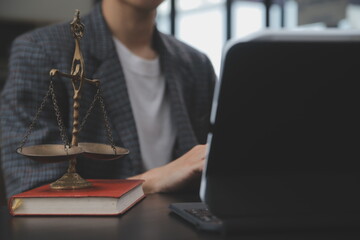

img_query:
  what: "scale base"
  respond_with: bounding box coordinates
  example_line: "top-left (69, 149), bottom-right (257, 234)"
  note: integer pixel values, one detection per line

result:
top-left (50, 172), bottom-right (92, 190)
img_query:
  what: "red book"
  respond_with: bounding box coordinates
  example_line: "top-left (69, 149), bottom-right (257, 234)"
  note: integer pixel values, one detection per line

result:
top-left (9, 179), bottom-right (145, 216)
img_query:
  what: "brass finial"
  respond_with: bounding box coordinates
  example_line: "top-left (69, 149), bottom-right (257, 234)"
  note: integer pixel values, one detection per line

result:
top-left (70, 9), bottom-right (85, 40)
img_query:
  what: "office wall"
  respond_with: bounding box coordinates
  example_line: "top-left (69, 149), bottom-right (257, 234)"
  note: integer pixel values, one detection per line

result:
top-left (0, 0), bottom-right (93, 23)
top-left (0, 0), bottom-right (94, 90)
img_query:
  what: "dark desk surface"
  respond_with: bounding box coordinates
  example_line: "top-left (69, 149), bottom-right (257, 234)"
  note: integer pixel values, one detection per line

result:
top-left (1, 193), bottom-right (360, 240)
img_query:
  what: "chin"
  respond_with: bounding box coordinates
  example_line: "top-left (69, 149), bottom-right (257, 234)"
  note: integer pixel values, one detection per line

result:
top-left (121, 0), bottom-right (164, 10)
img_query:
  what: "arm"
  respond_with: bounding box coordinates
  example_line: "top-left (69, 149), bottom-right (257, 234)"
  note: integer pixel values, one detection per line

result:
top-left (130, 53), bottom-right (216, 194)
top-left (128, 144), bottom-right (207, 194)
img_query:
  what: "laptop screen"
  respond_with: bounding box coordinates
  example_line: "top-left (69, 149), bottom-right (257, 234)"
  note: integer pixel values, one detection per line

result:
top-left (200, 30), bottom-right (360, 217)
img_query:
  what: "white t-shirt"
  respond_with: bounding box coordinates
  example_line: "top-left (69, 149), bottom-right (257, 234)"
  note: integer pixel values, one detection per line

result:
top-left (113, 37), bottom-right (176, 170)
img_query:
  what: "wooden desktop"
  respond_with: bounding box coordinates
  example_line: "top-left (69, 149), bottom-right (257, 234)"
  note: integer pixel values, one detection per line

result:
top-left (1, 192), bottom-right (360, 240)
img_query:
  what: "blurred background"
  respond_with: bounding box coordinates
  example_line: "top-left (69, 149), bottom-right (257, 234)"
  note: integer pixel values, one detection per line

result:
top-left (1, 0), bottom-right (360, 204)
top-left (1, 0), bottom-right (360, 82)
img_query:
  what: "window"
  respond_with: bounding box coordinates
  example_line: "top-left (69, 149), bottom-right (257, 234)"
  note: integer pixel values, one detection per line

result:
top-left (156, 0), bottom-right (360, 76)
top-left (157, 0), bottom-right (171, 34)
top-left (177, 0), bottom-right (226, 76)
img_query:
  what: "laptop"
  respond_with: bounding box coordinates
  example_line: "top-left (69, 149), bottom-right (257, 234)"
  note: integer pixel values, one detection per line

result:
top-left (169, 29), bottom-right (360, 232)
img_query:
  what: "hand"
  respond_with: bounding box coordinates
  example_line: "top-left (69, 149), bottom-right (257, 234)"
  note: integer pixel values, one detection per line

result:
top-left (128, 145), bottom-right (207, 194)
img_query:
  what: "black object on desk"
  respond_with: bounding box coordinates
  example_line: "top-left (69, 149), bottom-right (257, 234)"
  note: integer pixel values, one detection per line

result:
top-left (169, 202), bottom-right (222, 232)
top-left (170, 29), bottom-right (360, 232)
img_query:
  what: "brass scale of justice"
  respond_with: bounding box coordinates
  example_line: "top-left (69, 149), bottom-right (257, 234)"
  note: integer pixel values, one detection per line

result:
top-left (17, 10), bottom-right (129, 190)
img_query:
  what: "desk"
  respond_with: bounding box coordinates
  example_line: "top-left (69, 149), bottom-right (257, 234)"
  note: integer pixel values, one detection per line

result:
top-left (1, 193), bottom-right (360, 240)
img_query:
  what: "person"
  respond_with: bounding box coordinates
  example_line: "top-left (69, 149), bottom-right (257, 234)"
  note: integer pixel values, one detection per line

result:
top-left (0, 0), bottom-right (216, 198)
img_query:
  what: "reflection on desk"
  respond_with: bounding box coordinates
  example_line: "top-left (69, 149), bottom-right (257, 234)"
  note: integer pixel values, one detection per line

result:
top-left (1, 193), bottom-right (360, 240)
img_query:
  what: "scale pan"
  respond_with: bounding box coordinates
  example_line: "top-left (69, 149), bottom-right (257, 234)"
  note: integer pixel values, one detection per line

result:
top-left (78, 142), bottom-right (129, 160)
top-left (17, 144), bottom-right (83, 163)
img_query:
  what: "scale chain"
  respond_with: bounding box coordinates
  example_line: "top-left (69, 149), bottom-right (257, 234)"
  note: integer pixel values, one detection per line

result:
top-left (18, 82), bottom-right (52, 150)
top-left (98, 88), bottom-right (117, 154)
top-left (77, 85), bottom-right (116, 154)
top-left (19, 80), bottom-right (69, 149)
top-left (49, 80), bottom-right (70, 147)
top-left (78, 88), bottom-right (100, 133)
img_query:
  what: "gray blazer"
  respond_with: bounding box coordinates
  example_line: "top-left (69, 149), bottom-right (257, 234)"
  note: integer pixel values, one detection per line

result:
top-left (0, 4), bottom-right (216, 198)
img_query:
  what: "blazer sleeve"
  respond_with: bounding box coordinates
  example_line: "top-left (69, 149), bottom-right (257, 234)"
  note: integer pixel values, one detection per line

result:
top-left (0, 35), bottom-right (69, 198)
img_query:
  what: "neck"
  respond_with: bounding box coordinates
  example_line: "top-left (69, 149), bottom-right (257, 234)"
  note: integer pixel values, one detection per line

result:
top-left (102, 0), bottom-right (157, 59)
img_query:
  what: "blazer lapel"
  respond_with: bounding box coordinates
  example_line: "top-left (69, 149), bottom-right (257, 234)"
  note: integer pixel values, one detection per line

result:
top-left (84, 4), bottom-right (143, 173)
top-left (166, 67), bottom-right (198, 156)
top-left (154, 32), bottom-right (198, 157)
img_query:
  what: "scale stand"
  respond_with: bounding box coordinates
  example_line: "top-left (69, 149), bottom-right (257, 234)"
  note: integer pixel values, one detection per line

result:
top-left (17, 10), bottom-right (129, 190)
